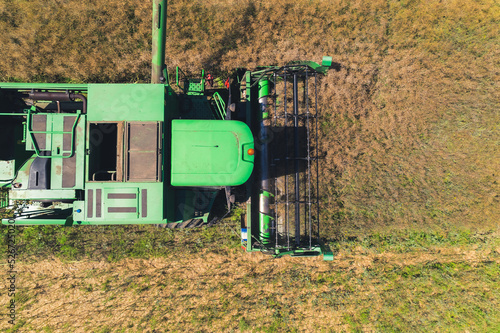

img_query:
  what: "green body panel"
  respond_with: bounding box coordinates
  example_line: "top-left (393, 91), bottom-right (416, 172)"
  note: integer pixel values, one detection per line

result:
top-left (2, 219), bottom-right (69, 226)
top-left (0, 160), bottom-right (15, 181)
top-left (171, 120), bottom-right (254, 186)
top-left (9, 189), bottom-right (76, 200)
top-left (77, 183), bottom-right (163, 224)
top-left (87, 84), bottom-right (165, 122)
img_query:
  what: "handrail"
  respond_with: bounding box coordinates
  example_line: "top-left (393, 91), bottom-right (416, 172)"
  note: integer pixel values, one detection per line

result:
top-left (26, 107), bottom-right (81, 159)
top-left (0, 113), bottom-right (28, 116)
top-left (175, 66), bottom-right (186, 89)
top-left (212, 92), bottom-right (226, 120)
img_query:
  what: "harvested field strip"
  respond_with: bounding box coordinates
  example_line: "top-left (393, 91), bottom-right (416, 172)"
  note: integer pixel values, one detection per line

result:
top-left (1, 224), bottom-right (499, 331)
top-left (1, 242), bottom-right (499, 332)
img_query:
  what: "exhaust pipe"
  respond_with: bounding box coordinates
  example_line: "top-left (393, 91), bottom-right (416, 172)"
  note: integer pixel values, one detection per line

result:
top-left (26, 91), bottom-right (87, 114)
top-left (152, 0), bottom-right (167, 84)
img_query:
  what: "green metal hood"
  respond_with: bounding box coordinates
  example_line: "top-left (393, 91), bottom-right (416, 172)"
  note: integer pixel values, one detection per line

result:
top-left (171, 120), bottom-right (254, 186)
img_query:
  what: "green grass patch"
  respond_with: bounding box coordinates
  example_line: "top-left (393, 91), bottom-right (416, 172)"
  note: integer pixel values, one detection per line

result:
top-left (0, 221), bottom-right (242, 262)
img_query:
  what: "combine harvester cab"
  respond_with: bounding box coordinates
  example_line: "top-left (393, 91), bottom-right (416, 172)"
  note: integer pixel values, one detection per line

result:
top-left (0, 0), bottom-right (333, 260)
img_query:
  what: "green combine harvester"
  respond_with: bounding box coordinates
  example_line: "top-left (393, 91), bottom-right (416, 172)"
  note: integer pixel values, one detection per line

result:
top-left (0, 0), bottom-right (333, 260)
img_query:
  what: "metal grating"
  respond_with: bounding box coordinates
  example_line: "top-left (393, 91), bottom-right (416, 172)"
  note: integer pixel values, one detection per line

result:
top-left (125, 122), bottom-right (162, 182)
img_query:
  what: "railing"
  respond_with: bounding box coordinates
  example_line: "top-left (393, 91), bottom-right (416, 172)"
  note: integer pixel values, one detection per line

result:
top-left (26, 107), bottom-right (81, 159)
top-left (212, 92), bottom-right (226, 120)
top-left (175, 66), bottom-right (186, 89)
